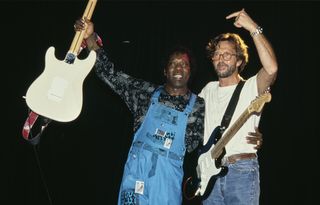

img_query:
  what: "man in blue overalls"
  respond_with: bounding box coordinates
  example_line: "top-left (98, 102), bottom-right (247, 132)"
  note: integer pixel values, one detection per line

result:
top-left (95, 45), bottom-right (204, 205)
top-left (74, 18), bottom-right (205, 205)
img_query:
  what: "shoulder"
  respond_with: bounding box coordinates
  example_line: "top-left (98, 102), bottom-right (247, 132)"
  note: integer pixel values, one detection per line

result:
top-left (244, 75), bottom-right (257, 85)
top-left (195, 95), bottom-right (205, 105)
top-left (203, 81), bottom-right (218, 90)
top-left (198, 81), bottom-right (218, 97)
top-left (240, 75), bottom-right (259, 97)
top-left (243, 75), bottom-right (258, 91)
top-left (192, 94), bottom-right (205, 113)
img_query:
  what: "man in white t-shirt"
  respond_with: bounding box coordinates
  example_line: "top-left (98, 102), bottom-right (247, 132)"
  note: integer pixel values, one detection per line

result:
top-left (199, 9), bottom-right (278, 205)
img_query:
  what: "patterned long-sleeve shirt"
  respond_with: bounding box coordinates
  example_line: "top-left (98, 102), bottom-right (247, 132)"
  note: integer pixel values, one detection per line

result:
top-left (94, 48), bottom-right (205, 153)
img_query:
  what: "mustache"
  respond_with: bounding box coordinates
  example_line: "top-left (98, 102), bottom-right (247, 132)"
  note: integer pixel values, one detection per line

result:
top-left (217, 62), bottom-right (228, 67)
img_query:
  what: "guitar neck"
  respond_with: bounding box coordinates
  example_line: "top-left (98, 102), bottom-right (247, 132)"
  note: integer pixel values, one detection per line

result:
top-left (211, 108), bottom-right (251, 159)
top-left (210, 92), bottom-right (271, 159)
top-left (68, 0), bottom-right (97, 56)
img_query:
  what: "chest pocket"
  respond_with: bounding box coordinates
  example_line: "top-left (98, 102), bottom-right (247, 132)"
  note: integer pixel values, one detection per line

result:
top-left (153, 106), bottom-right (179, 125)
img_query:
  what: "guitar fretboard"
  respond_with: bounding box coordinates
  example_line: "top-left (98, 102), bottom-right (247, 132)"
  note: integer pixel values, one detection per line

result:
top-left (67, 0), bottom-right (97, 62)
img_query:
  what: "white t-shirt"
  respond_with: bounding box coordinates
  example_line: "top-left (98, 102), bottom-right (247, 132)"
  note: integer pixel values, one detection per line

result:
top-left (198, 75), bottom-right (260, 156)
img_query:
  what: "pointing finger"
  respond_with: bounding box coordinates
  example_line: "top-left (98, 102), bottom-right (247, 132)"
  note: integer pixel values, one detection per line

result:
top-left (226, 11), bottom-right (240, 19)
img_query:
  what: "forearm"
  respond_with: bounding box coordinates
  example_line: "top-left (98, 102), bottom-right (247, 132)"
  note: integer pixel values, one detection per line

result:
top-left (94, 48), bottom-right (156, 114)
top-left (252, 30), bottom-right (278, 93)
top-left (252, 32), bottom-right (278, 76)
top-left (85, 33), bottom-right (101, 51)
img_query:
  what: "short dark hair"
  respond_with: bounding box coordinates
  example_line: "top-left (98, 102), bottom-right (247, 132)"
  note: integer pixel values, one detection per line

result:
top-left (206, 33), bottom-right (248, 73)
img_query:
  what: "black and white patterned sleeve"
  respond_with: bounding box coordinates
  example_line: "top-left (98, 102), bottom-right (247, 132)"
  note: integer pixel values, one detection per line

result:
top-left (185, 96), bottom-right (205, 153)
top-left (94, 48), bottom-right (157, 114)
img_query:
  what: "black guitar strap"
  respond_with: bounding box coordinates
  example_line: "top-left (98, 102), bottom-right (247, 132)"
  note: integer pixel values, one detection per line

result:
top-left (219, 80), bottom-right (245, 133)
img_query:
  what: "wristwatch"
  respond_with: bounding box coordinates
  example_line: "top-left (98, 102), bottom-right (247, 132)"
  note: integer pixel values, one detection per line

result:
top-left (251, 26), bottom-right (263, 37)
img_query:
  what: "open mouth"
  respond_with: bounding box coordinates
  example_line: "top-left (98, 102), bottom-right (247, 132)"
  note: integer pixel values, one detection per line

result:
top-left (174, 74), bottom-right (183, 79)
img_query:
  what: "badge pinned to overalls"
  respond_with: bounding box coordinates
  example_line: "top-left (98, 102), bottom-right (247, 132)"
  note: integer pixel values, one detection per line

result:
top-left (164, 138), bottom-right (173, 149)
top-left (135, 180), bottom-right (145, 195)
top-left (155, 128), bottom-right (166, 138)
top-left (155, 128), bottom-right (173, 149)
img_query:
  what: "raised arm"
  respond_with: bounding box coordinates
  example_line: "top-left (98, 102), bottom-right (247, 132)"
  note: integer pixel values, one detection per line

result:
top-left (74, 17), bottom-right (100, 51)
top-left (73, 18), bottom-right (157, 116)
top-left (226, 9), bottom-right (278, 94)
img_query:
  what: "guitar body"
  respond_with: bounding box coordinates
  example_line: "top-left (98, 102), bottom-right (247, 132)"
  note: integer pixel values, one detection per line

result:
top-left (183, 142), bottom-right (203, 202)
top-left (183, 126), bottom-right (228, 201)
top-left (26, 46), bottom-right (96, 122)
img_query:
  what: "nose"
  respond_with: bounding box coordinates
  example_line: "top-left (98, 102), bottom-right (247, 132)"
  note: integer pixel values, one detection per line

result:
top-left (175, 64), bottom-right (183, 70)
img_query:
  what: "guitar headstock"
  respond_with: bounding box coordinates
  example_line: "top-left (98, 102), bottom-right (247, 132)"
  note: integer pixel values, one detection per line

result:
top-left (248, 92), bottom-right (272, 114)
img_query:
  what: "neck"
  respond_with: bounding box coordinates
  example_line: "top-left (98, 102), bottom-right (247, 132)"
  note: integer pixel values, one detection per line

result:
top-left (219, 74), bottom-right (242, 87)
top-left (164, 85), bottom-right (189, 96)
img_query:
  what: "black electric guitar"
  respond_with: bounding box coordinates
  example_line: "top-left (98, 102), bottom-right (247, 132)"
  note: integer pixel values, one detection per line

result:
top-left (25, 0), bottom-right (97, 122)
top-left (183, 92), bottom-right (271, 200)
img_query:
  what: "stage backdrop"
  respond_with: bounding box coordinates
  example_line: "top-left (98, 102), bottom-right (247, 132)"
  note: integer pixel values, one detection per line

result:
top-left (2, 1), bottom-right (319, 205)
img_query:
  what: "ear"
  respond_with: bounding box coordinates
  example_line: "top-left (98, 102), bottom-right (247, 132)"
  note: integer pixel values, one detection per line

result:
top-left (164, 68), bottom-right (167, 77)
top-left (236, 59), bottom-right (242, 68)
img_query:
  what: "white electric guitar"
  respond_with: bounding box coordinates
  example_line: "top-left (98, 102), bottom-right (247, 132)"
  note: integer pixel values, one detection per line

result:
top-left (25, 0), bottom-right (97, 122)
top-left (183, 92), bottom-right (271, 200)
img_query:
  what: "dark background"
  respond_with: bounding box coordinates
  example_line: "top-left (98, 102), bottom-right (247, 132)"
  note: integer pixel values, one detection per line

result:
top-left (2, 0), bottom-right (319, 204)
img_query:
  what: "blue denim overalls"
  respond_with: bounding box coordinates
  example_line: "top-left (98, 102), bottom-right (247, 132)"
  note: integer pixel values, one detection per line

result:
top-left (118, 87), bottom-right (196, 205)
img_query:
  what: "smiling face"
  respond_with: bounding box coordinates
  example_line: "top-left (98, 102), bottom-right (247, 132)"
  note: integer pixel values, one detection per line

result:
top-left (164, 52), bottom-right (191, 95)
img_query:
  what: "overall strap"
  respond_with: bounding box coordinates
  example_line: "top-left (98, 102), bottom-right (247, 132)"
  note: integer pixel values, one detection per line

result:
top-left (151, 86), bottom-right (162, 103)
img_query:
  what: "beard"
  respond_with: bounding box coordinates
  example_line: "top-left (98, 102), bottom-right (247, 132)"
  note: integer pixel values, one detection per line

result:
top-left (215, 62), bottom-right (237, 78)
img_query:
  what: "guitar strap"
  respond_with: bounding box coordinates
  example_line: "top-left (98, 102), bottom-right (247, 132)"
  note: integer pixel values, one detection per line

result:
top-left (219, 79), bottom-right (245, 133)
top-left (22, 110), bottom-right (51, 145)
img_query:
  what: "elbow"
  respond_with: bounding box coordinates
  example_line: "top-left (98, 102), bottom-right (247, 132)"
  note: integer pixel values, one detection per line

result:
top-left (269, 59), bottom-right (278, 75)
top-left (265, 60), bottom-right (278, 80)
top-left (269, 63), bottom-right (278, 85)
